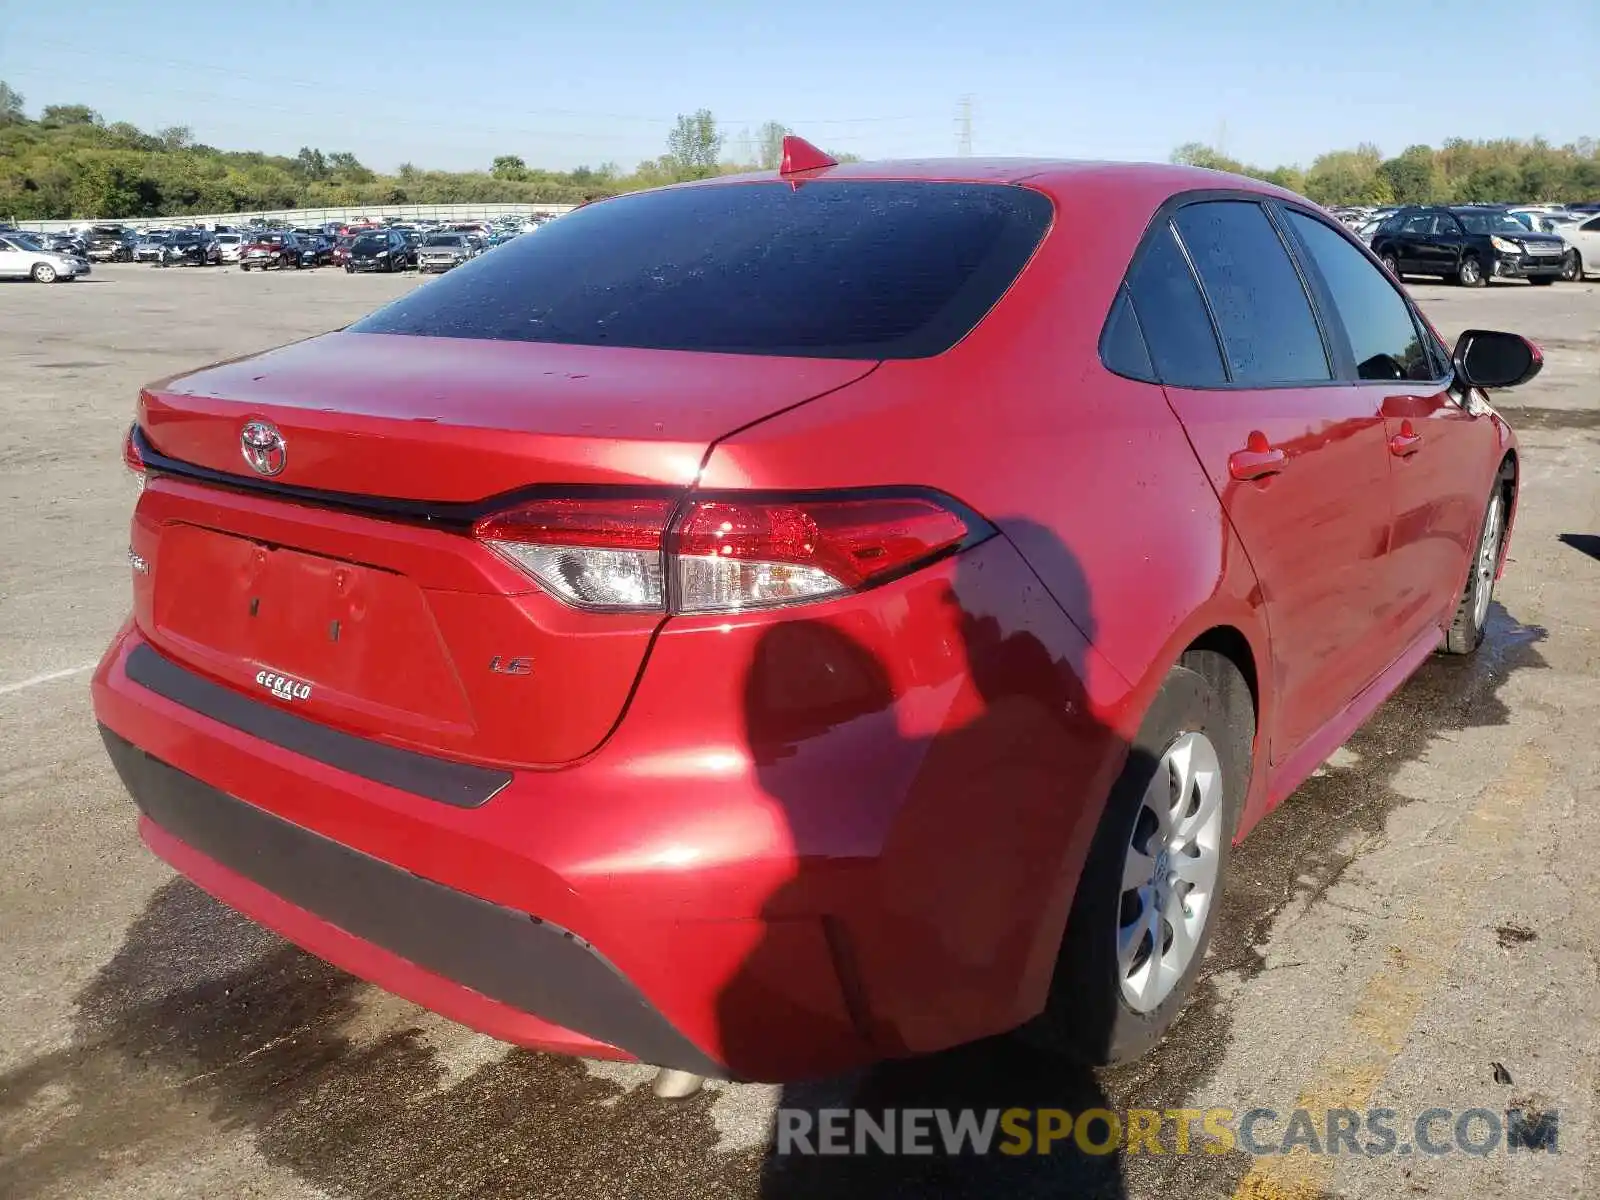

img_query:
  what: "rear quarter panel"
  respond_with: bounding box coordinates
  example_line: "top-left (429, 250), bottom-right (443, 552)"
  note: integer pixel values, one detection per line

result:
top-left (697, 172), bottom-right (1273, 774)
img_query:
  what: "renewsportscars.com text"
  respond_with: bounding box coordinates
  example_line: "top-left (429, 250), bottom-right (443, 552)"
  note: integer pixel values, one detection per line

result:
top-left (775, 1106), bottom-right (1560, 1158)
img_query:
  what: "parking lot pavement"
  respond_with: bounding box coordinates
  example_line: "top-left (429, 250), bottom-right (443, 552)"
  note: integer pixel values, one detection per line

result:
top-left (1, 265), bottom-right (1597, 1200)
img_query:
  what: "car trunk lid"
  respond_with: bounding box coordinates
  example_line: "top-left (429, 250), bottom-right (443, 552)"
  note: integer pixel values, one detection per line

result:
top-left (131, 333), bottom-right (875, 769)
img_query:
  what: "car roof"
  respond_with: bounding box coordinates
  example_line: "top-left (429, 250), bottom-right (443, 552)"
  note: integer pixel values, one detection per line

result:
top-left (666, 158), bottom-right (1303, 210)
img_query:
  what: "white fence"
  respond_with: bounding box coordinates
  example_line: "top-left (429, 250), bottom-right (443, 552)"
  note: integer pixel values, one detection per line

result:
top-left (12, 202), bottom-right (578, 233)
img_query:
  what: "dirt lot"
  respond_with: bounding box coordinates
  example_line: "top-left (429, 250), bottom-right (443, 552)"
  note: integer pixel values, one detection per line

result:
top-left (2, 263), bottom-right (1597, 1200)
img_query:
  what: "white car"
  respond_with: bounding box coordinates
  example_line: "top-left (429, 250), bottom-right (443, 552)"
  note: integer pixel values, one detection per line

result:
top-left (215, 233), bottom-right (244, 264)
top-left (1556, 213), bottom-right (1600, 281)
top-left (0, 232), bottom-right (92, 282)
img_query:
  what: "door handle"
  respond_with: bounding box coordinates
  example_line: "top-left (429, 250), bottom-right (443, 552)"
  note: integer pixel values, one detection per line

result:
top-left (1228, 443), bottom-right (1288, 481)
top-left (1389, 429), bottom-right (1423, 457)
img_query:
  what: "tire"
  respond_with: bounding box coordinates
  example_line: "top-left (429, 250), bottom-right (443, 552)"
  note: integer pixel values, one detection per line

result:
top-left (1025, 649), bottom-right (1252, 1064)
top-left (31, 262), bottom-right (57, 283)
top-left (240, 264), bottom-right (250, 272)
top-left (1443, 480), bottom-right (1508, 655)
top-left (1457, 254), bottom-right (1485, 287)
top-left (1380, 251), bottom-right (1400, 279)
top-left (1560, 250), bottom-right (1582, 282)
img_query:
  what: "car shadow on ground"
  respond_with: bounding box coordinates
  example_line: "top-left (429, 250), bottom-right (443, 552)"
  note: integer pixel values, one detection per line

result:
top-left (1557, 533), bottom-right (1600, 562)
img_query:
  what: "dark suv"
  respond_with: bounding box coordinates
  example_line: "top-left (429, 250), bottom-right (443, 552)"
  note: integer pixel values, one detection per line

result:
top-left (1371, 205), bottom-right (1568, 286)
top-left (87, 225), bottom-right (137, 262)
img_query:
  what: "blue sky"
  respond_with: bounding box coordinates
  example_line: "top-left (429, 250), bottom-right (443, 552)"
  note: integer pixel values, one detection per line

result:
top-left (3, 0), bottom-right (1596, 174)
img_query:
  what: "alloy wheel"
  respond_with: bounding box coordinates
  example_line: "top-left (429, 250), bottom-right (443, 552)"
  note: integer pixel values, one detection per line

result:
top-left (1472, 493), bottom-right (1503, 630)
top-left (1117, 730), bottom-right (1224, 1013)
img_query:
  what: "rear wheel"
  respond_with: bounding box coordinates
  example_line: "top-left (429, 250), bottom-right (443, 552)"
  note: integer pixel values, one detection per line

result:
top-left (1026, 649), bottom-right (1251, 1064)
top-left (1458, 254), bottom-right (1485, 287)
top-left (1380, 251), bottom-right (1400, 279)
top-left (1443, 482), bottom-right (1508, 655)
top-left (1560, 250), bottom-right (1582, 282)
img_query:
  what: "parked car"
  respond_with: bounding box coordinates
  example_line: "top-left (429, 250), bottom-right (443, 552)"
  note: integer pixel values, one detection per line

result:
top-left (295, 231), bottom-right (334, 267)
top-left (1555, 212), bottom-right (1600, 280)
top-left (43, 232), bottom-right (89, 257)
top-left (345, 229), bottom-right (411, 273)
top-left (99, 158), bottom-right (1542, 1089)
top-left (0, 231), bottom-right (91, 281)
top-left (415, 231), bottom-right (471, 272)
top-left (215, 233), bottom-right (245, 264)
top-left (133, 231), bottom-right (171, 263)
top-left (87, 224), bottom-right (138, 262)
top-left (1370, 205), bottom-right (1568, 286)
top-left (240, 231), bottom-right (304, 271)
top-left (157, 230), bottom-right (222, 267)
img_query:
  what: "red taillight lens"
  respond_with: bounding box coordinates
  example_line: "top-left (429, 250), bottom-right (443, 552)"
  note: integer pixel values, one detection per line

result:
top-left (672, 497), bottom-right (973, 612)
top-left (123, 425), bottom-right (146, 493)
top-left (474, 497), bottom-right (672, 611)
top-left (474, 493), bottom-right (979, 614)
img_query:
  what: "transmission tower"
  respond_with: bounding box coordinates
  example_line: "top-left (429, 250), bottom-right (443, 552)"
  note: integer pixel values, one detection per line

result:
top-left (957, 95), bottom-right (974, 156)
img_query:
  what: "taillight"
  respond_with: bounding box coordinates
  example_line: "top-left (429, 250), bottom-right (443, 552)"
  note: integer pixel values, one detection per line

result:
top-left (123, 424), bottom-right (146, 495)
top-left (473, 492), bottom-right (983, 614)
top-left (476, 497), bottom-right (673, 611)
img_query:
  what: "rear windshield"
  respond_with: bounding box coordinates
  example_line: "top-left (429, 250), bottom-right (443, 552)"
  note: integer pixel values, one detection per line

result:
top-left (349, 180), bottom-right (1054, 358)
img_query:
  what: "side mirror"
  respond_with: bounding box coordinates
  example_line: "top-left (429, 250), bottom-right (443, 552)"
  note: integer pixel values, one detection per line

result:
top-left (1452, 329), bottom-right (1543, 390)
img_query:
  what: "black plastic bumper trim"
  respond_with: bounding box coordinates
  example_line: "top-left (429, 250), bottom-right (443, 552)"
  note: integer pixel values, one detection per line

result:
top-left (100, 726), bottom-right (725, 1077)
top-left (123, 642), bottom-right (510, 809)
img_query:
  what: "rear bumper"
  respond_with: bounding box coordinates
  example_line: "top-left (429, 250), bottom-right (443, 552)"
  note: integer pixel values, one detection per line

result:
top-left (91, 532), bottom-right (1128, 1080)
top-left (102, 726), bottom-right (723, 1075)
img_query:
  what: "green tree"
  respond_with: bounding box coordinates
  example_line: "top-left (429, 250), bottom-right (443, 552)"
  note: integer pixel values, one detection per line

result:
top-left (40, 104), bottom-right (100, 127)
top-left (157, 125), bottom-right (193, 150)
top-left (1379, 145), bottom-right (1438, 204)
top-left (1170, 142), bottom-right (1246, 174)
top-left (294, 147), bottom-right (328, 181)
top-left (325, 151), bottom-right (374, 183)
top-left (1304, 146), bottom-right (1392, 205)
top-left (491, 155), bottom-right (528, 181)
top-left (0, 81), bottom-right (24, 124)
top-left (757, 121), bottom-right (791, 170)
top-left (665, 109), bottom-right (722, 179)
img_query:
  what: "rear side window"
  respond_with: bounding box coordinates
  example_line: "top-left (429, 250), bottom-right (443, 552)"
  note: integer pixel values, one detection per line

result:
top-left (350, 181), bottom-right (1053, 359)
top-left (1171, 201), bottom-right (1330, 386)
top-left (1100, 287), bottom-right (1155, 381)
top-left (1284, 211), bottom-right (1437, 383)
top-left (1124, 224), bottom-right (1227, 387)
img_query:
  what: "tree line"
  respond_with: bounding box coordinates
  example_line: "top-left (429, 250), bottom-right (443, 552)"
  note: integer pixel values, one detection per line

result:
top-left (1171, 138), bottom-right (1600, 206)
top-left (2, 80), bottom-right (1593, 221)
top-left (0, 85), bottom-right (862, 221)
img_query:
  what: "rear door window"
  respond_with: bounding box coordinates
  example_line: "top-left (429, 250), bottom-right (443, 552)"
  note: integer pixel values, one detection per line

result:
top-left (1171, 201), bottom-right (1331, 386)
top-left (350, 181), bottom-right (1054, 359)
top-left (1123, 224), bottom-right (1227, 387)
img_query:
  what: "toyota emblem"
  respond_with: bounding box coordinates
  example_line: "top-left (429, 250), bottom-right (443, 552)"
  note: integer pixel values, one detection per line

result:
top-left (240, 420), bottom-right (287, 477)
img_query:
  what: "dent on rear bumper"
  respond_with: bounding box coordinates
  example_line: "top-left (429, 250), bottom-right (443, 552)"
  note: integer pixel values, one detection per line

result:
top-left (91, 530), bottom-right (1131, 1077)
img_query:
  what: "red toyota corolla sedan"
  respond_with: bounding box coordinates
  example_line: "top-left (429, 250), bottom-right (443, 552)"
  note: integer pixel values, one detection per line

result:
top-left (93, 145), bottom-right (1539, 1086)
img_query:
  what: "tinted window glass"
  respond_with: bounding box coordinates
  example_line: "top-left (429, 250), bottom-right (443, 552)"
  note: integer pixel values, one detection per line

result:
top-left (1172, 202), bottom-right (1329, 386)
top-left (1100, 287), bottom-right (1154, 381)
top-left (1582, 217), bottom-right (1600, 233)
top-left (1285, 211), bottom-right (1435, 383)
top-left (1125, 224), bottom-right (1226, 386)
top-left (351, 181), bottom-right (1054, 359)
